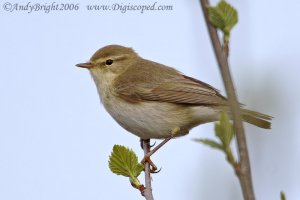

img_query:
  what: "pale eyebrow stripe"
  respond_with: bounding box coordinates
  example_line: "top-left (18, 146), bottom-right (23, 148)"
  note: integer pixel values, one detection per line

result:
top-left (94, 55), bottom-right (128, 63)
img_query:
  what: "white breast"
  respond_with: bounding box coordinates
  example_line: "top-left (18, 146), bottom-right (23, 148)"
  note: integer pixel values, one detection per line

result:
top-left (91, 70), bottom-right (219, 139)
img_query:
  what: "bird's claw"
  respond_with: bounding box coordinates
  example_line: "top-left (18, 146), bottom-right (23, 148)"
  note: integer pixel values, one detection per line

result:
top-left (151, 167), bottom-right (162, 174)
top-left (140, 139), bottom-right (156, 149)
top-left (150, 141), bottom-right (156, 148)
top-left (140, 136), bottom-right (174, 174)
top-left (141, 155), bottom-right (161, 174)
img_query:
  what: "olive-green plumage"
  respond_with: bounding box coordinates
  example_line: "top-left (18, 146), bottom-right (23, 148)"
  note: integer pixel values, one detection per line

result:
top-left (76, 45), bottom-right (272, 139)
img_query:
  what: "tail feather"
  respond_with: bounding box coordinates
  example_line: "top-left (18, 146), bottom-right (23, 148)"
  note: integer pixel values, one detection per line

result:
top-left (241, 109), bottom-right (272, 129)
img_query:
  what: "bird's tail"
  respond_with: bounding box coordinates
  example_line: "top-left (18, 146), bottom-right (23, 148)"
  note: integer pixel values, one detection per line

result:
top-left (241, 109), bottom-right (272, 129)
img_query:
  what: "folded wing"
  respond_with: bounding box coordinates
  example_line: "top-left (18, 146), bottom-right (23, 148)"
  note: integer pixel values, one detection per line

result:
top-left (113, 59), bottom-right (227, 106)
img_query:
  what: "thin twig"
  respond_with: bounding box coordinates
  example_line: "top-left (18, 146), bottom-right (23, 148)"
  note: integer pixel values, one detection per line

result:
top-left (145, 137), bottom-right (172, 158)
top-left (199, 0), bottom-right (255, 200)
top-left (142, 139), bottom-right (154, 200)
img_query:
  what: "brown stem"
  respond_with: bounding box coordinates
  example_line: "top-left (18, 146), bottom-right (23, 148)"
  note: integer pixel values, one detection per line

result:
top-left (199, 0), bottom-right (255, 200)
top-left (142, 139), bottom-right (155, 200)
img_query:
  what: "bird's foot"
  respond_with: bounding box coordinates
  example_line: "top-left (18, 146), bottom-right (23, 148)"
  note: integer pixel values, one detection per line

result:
top-left (140, 130), bottom-right (178, 173)
top-left (140, 139), bottom-right (156, 149)
top-left (141, 155), bottom-right (161, 173)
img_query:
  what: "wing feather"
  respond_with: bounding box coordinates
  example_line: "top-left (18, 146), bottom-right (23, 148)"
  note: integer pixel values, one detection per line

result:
top-left (113, 59), bottom-right (227, 105)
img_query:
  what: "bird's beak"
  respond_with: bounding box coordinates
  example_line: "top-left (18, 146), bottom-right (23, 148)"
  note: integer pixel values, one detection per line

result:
top-left (76, 62), bottom-right (95, 69)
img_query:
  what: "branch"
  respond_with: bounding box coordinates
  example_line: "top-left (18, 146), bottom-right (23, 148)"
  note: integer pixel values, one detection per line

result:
top-left (199, 0), bottom-right (255, 200)
top-left (142, 139), bottom-right (154, 200)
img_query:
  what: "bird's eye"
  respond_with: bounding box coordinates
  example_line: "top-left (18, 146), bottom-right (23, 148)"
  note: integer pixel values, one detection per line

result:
top-left (105, 59), bottom-right (113, 65)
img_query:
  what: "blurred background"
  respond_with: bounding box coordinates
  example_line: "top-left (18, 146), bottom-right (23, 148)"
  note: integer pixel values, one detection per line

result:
top-left (0, 0), bottom-right (299, 199)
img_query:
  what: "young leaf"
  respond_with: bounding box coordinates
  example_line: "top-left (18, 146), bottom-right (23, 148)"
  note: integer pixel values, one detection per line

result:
top-left (194, 112), bottom-right (237, 169)
top-left (280, 191), bottom-right (286, 200)
top-left (215, 111), bottom-right (234, 147)
top-left (208, 6), bottom-right (225, 30)
top-left (194, 138), bottom-right (224, 151)
top-left (218, 1), bottom-right (238, 31)
top-left (208, 0), bottom-right (238, 42)
top-left (109, 145), bottom-right (144, 178)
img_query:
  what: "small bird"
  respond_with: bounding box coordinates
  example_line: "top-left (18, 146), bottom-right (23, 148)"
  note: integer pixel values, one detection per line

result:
top-left (76, 45), bottom-right (272, 140)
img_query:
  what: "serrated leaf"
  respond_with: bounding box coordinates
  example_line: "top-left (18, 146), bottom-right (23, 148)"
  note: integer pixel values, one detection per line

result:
top-left (109, 145), bottom-right (144, 178)
top-left (208, 7), bottom-right (226, 30)
top-left (218, 1), bottom-right (238, 31)
top-left (194, 138), bottom-right (224, 150)
top-left (208, 0), bottom-right (238, 42)
top-left (215, 112), bottom-right (234, 147)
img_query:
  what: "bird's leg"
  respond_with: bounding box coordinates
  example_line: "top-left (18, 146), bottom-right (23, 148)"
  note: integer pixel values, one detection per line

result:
top-left (141, 127), bottom-right (180, 173)
top-left (140, 139), bottom-right (158, 173)
top-left (140, 139), bottom-right (156, 149)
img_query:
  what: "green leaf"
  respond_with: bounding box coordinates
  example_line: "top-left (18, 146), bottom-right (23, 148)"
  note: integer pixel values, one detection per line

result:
top-left (218, 1), bottom-right (238, 31)
top-left (208, 7), bottom-right (226, 30)
top-left (109, 145), bottom-right (144, 178)
top-left (215, 112), bottom-right (234, 147)
top-left (208, 0), bottom-right (238, 42)
top-left (194, 138), bottom-right (224, 150)
top-left (280, 191), bottom-right (286, 200)
top-left (194, 112), bottom-right (237, 169)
